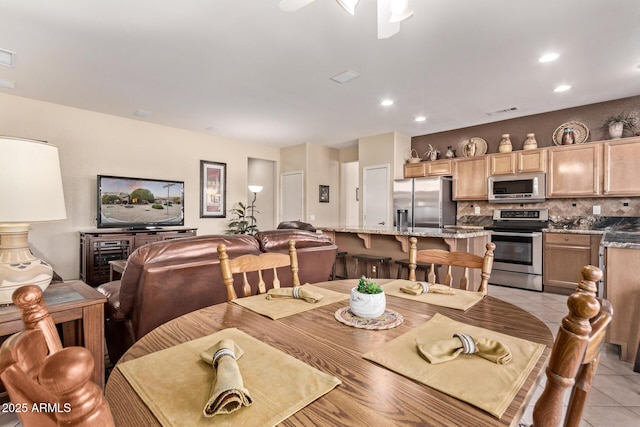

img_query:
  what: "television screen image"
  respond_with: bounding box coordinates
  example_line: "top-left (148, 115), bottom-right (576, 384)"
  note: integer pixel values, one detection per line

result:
top-left (97, 175), bottom-right (185, 229)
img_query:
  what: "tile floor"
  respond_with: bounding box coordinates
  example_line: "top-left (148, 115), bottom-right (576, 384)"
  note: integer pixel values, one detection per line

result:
top-left (1, 285), bottom-right (639, 426)
top-left (486, 285), bottom-right (640, 427)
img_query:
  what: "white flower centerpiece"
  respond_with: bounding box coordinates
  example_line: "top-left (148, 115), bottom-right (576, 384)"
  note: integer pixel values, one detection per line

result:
top-left (350, 277), bottom-right (386, 318)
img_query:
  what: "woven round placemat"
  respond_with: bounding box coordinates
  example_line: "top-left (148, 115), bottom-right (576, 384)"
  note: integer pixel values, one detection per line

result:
top-left (334, 307), bottom-right (404, 330)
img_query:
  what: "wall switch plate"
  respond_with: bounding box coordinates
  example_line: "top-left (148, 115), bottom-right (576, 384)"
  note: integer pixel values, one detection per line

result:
top-left (593, 205), bottom-right (601, 215)
top-left (310, 214), bottom-right (316, 220)
top-left (474, 206), bottom-right (481, 215)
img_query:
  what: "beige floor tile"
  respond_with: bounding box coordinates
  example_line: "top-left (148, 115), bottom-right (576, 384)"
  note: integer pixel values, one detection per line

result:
top-left (582, 406), bottom-right (640, 427)
top-left (592, 375), bottom-right (640, 406)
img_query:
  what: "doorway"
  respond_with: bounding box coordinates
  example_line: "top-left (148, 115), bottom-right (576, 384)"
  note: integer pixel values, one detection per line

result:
top-left (363, 164), bottom-right (390, 227)
top-left (281, 171), bottom-right (304, 222)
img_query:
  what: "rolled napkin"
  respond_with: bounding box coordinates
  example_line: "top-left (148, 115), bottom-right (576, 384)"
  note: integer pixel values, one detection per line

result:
top-left (200, 339), bottom-right (253, 417)
top-left (265, 285), bottom-right (324, 303)
top-left (416, 333), bottom-right (512, 365)
top-left (400, 281), bottom-right (455, 296)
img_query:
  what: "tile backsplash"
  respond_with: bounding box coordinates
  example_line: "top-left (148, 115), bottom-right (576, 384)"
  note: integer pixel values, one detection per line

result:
top-left (457, 198), bottom-right (640, 218)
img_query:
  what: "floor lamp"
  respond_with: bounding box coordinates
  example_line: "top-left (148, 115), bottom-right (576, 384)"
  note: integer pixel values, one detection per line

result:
top-left (248, 185), bottom-right (263, 234)
top-left (0, 137), bottom-right (67, 304)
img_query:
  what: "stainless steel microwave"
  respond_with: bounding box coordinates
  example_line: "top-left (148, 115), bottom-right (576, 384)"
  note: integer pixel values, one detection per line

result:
top-left (488, 172), bottom-right (546, 203)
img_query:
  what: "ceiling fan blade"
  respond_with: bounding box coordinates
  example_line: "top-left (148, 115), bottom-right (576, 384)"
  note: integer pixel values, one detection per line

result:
top-left (279, 0), bottom-right (317, 12)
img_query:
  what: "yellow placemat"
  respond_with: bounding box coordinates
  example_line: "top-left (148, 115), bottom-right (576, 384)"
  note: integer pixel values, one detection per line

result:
top-left (382, 279), bottom-right (484, 311)
top-left (363, 313), bottom-right (545, 419)
top-left (118, 328), bottom-right (341, 427)
top-left (231, 284), bottom-right (349, 319)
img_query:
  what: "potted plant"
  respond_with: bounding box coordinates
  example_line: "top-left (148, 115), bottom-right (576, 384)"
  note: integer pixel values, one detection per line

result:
top-left (424, 144), bottom-right (440, 161)
top-left (350, 277), bottom-right (386, 318)
top-left (603, 111), bottom-right (636, 139)
top-left (225, 202), bottom-right (258, 235)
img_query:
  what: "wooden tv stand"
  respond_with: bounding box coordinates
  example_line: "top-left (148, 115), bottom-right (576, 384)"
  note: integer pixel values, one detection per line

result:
top-left (79, 228), bottom-right (197, 286)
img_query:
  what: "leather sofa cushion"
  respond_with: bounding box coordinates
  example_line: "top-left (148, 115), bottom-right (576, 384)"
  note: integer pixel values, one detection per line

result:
top-left (255, 229), bottom-right (333, 251)
top-left (276, 221), bottom-right (316, 232)
top-left (119, 235), bottom-right (261, 314)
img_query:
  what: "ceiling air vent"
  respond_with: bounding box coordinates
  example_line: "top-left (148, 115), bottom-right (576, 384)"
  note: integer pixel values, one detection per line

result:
top-left (486, 107), bottom-right (520, 116)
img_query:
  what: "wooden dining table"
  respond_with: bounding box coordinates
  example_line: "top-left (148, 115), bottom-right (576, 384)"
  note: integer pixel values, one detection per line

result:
top-left (105, 279), bottom-right (554, 426)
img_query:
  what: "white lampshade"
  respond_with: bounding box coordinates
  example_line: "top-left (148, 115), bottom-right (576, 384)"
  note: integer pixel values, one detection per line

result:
top-left (389, 0), bottom-right (413, 23)
top-left (336, 0), bottom-right (359, 15)
top-left (248, 185), bottom-right (263, 194)
top-left (0, 136), bottom-right (67, 304)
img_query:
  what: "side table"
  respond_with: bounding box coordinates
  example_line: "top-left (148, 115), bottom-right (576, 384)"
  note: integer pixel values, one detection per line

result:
top-left (0, 280), bottom-right (107, 390)
top-left (108, 259), bottom-right (127, 281)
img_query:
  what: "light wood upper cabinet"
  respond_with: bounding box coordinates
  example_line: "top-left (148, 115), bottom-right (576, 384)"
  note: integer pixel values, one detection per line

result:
top-left (403, 162), bottom-right (427, 178)
top-left (518, 149), bottom-right (546, 173)
top-left (403, 159), bottom-right (453, 178)
top-left (547, 143), bottom-right (602, 197)
top-left (453, 156), bottom-right (488, 200)
top-left (425, 159), bottom-right (453, 176)
top-left (489, 149), bottom-right (546, 176)
top-left (603, 137), bottom-right (640, 196)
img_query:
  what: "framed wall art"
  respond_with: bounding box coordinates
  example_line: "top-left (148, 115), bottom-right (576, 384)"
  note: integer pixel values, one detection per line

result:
top-left (200, 160), bottom-right (227, 218)
top-left (319, 185), bottom-right (330, 203)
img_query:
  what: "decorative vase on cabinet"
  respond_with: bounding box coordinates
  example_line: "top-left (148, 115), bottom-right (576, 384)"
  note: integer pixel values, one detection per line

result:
top-left (523, 133), bottom-right (538, 150)
top-left (498, 134), bottom-right (512, 153)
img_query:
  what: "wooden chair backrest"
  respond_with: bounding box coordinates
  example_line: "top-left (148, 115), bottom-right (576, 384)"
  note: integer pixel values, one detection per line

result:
top-left (217, 240), bottom-right (301, 300)
top-left (532, 265), bottom-right (613, 427)
top-left (407, 237), bottom-right (495, 295)
top-left (0, 285), bottom-right (114, 427)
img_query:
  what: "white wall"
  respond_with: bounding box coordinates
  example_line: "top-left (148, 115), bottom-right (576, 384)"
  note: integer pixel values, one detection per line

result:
top-left (0, 93), bottom-right (280, 280)
top-left (247, 158), bottom-right (277, 231)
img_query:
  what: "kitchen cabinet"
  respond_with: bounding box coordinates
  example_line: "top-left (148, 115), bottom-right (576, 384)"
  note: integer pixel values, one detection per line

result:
top-left (425, 159), bottom-right (453, 176)
top-left (489, 149), bottom-right (546, 176)
top-left (603, 137), bottom-right (640, 196)
top-left (403, 162), bottom-right (426, 178)
top-left (547, 143), bottom-right (602, 197)
top-left (453, 156), bottom-right (488, 200)
top-left (403, 159), bottom-right (453, 178)
top-left (543, 232), bottom-right (600, 295)
top-left (604, 247), bottom-right (640, 363)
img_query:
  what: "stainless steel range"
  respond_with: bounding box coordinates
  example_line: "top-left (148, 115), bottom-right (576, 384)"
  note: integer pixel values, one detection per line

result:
top-left (486, 208), bottom-right (549, 292)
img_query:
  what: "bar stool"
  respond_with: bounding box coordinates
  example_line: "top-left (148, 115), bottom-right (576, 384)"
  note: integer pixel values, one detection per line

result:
top-left (352, 254), bottom-right (391, 279)
top-left (331, 251), bottom-right (348, 280)
top-left (395, 259), bottom-right (439, 282)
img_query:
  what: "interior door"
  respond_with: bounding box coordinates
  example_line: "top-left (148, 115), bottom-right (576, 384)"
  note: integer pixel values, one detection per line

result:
top-left (363, 165), bottom-right (389, 227)
top-left (280, 171), bottom-right (304, 222)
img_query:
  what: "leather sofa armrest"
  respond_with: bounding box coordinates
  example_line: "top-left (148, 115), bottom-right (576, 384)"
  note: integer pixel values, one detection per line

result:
top-left (96, 280), bottom-right (128, 321)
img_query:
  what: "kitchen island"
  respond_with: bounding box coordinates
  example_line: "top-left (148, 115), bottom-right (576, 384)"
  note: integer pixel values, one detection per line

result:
top-left (318, 226), bottom-right (492, 291)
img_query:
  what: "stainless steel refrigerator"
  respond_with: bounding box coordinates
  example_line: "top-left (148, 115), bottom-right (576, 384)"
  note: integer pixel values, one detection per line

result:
top-left (393, 176), bottom-right (456, 228)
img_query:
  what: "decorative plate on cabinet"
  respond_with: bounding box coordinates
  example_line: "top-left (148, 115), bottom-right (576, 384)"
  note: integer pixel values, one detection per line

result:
top-left (552, 121), bottom-right (590, 145)
top-left (460, 137), bottom-right (487, 157)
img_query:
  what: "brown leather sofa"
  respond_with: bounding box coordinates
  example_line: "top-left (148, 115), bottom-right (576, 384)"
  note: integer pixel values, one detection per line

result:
top-left (96, 230), bottom-right (337, 363)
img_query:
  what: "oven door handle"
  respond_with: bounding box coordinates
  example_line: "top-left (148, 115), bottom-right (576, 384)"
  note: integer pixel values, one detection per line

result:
top-left (491, 231), bottom-right (542, 238)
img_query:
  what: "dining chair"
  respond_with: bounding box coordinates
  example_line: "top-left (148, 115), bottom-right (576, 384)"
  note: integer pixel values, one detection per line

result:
top-left (532, 265), bottom-right (613, 427)
top-left (217, 239), bottom-right (301, 300)
top-left (0, 285), bottom-right (114, 427)
top-left (407, 237), bottom-right (496, 295)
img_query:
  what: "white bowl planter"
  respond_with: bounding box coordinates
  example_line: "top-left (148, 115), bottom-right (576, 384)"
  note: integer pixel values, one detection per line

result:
top-left (350, 287), bottom-right (386, 318)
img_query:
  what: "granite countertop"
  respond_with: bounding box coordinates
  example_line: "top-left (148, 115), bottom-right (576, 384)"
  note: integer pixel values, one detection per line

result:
top-left (601, 231), bottom-right (640, 249)
top-left (319, 226), bottom-right (491, 239)
top-left (543, 227), bottom-right (606, 235)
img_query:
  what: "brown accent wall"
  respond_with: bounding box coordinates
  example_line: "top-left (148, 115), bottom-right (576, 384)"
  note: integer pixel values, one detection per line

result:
top-left (411, 95), bottom-right (640, 158)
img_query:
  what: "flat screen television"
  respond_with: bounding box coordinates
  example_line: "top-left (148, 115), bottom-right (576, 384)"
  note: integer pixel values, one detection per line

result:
top-left (97, 175), bottom-right (185, 229)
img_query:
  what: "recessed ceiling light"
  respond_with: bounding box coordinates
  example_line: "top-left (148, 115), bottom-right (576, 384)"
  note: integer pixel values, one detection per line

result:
top-left (553, 85), bottom-right (571, 93)
top-left (415, 116), bottom-right (426, 122)
top-left (0, 48), bottom-right (15, 67)
top-left (0, 79), bottom-right (15, 89)
top-left (539, 53), bottom-right (559, 63)
top-left (381, 99), bottom-right (394, 106)
top-left (134, 110), bottom-right (152, 118)
top-left (330, 69), bottom-right (360, 84)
